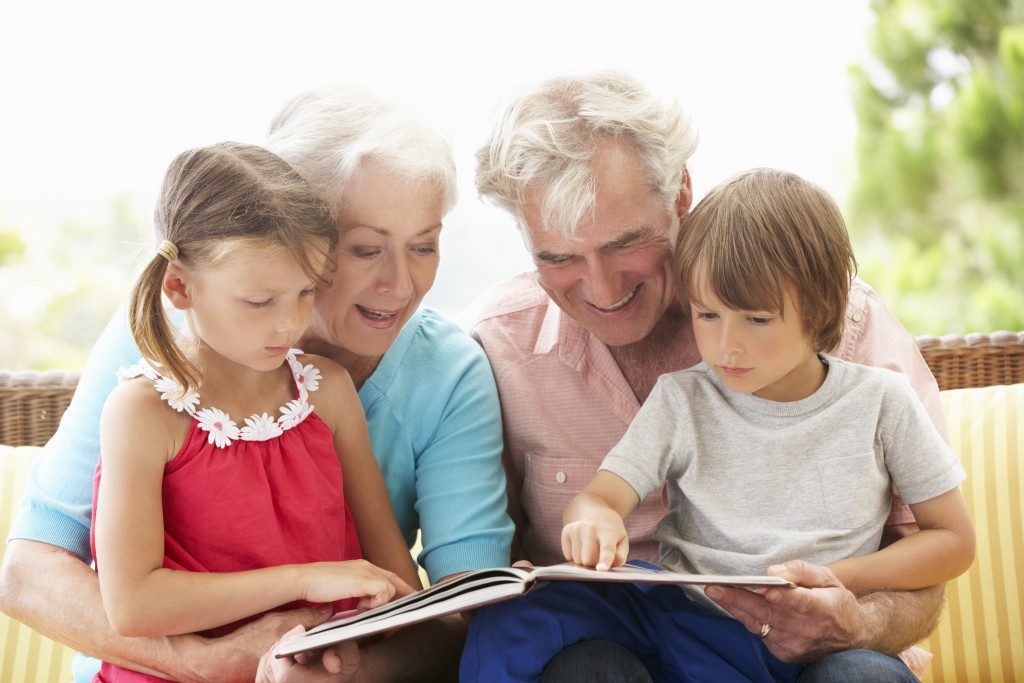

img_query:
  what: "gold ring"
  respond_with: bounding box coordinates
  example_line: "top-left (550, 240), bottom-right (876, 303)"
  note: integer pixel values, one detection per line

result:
top-left (760, 623), bottom-right (772, 638)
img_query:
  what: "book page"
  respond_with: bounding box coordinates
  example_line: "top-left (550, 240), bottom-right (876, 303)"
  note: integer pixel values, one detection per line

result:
top-left (530, 562), bottom-right (794, 587)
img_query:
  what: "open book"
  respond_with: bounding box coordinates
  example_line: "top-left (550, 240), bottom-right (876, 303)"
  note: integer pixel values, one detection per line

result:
top-left (275, 563), bottom-right (793, 658)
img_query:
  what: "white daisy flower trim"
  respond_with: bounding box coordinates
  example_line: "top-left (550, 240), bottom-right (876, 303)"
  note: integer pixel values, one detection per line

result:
top-left (154, 376), bottom-right (201, 414)
top-left (278, 398), bottom-right (314, 430)
top-left (116, 349), bottom-right (318, 448)
top-left (286, 349), bottom-right (321, 401)
top-left (240, 412), bottom-right (284, 441)
top-left (196, 408), bottom-right (241, 448)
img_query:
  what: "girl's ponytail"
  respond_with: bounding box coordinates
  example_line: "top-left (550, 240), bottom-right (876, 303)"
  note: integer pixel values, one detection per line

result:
top-left (127, 249), bottom-right (200, 395)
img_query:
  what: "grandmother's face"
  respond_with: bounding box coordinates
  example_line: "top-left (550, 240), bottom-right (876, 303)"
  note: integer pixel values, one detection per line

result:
top-left (522, 139), bottom-right (691, 348)
top-left (309, 160), bottom-right (443, 358)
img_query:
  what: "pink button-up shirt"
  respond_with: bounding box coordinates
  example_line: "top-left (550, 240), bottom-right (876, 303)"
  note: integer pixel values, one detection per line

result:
top-left (462, 272), bottom-right (947, 566)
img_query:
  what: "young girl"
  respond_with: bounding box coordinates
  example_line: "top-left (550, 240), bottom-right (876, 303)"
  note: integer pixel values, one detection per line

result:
top-left (460, 168), bottom-right (975, 682)
top-left (91, 142), bottom-right (419, 682)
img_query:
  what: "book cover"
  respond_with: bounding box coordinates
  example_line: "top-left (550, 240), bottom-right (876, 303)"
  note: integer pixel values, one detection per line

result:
top-left (274, 563), bottom-right (793, 658)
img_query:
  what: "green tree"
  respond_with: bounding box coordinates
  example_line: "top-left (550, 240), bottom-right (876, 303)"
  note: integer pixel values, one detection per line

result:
top-left (849, 0), bottom-right (1024, 335)
top-left (0, 196), bottom-right (140, 370)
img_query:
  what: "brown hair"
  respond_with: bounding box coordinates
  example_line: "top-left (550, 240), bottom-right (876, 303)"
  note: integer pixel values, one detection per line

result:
top-left (127, 142), bottom-right (337, 394)
top-left (674, 168), bottom-right (856, 352)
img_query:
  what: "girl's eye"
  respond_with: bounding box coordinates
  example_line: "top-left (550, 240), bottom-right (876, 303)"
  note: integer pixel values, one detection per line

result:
top-left (246, 299), bottom-right (272, 309)
top-left (695, 312), bottom-right (718, 321)
top-left (300, 288), bottom-right (315, 298)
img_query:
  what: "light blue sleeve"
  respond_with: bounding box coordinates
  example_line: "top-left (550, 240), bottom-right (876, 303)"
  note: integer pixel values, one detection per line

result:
top-left (8, 305), bottom-right (140, 563)
top-left (401, 313), bottom-right (513, 582)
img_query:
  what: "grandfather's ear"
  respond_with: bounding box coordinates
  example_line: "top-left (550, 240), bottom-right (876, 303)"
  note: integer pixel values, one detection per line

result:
top-left (675, 168), bottom-right (694, 217)
top-left (161, 262), bottom-right (192, 310)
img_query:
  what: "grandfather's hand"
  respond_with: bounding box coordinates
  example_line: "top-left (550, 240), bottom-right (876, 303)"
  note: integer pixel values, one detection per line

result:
top-left (704, 560), bottom-right (868, 662)
top-left (255, 625), bottom-right (360, 683)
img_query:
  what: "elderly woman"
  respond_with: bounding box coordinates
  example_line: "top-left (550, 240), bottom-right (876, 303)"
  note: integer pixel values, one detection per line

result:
top-left (0, 87), bottom-right (513, 682)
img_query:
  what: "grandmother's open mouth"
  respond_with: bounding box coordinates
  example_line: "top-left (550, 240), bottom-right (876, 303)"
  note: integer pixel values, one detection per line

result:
top-left (357, 305), bottom-right (401, 329)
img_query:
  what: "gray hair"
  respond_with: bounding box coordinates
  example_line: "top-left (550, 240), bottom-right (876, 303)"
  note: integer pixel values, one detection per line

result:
top-left (476, 71), bottom-right (699, 238)
top-left (266, 86), bottom-right (458, 217)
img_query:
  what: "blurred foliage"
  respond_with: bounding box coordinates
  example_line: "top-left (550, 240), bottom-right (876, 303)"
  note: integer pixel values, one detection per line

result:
top-left (0, 196), bottom-right (141, 370)
top-left (848, 0), bottom-right (1024, 335)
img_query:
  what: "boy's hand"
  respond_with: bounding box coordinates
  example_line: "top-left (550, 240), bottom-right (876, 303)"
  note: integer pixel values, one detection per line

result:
top-left (561, 509), bottom-right (629, 571)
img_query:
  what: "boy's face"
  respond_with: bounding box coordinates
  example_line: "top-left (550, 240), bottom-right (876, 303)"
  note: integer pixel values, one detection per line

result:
top-left (689, 284), bottom-right (824, 402)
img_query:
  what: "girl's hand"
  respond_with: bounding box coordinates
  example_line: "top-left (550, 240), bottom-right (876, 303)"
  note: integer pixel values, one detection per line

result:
top-left (299, 560), bottom-right (415, 608)
top-left (561, 509), bottom-right (629, 571)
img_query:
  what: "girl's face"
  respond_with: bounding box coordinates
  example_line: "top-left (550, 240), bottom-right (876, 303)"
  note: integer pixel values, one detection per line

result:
top-left (175, 245), bottom-right (320, 373)
top-left (689, 284), bottom-right (824, 402)
top-left (305, 160), bottom-right (444, 360)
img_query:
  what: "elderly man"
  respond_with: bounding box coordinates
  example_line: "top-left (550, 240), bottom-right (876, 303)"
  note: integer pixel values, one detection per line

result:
top-left (462, 71), bottom-right (942, 681)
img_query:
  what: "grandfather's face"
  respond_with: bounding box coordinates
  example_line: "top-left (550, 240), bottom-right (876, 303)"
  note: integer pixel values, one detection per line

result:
top-left (521, 139), bottom-right (692, 348)
top-left (306, 159), bottom-right (443, 360)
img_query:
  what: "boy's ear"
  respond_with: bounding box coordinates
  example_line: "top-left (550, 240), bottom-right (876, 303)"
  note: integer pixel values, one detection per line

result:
top-left (675, 167), bottom-right (693, 218)
top-left (161, 263), bottom-right (192, 310)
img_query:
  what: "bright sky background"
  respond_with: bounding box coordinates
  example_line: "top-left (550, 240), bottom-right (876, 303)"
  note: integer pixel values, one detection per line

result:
top-left (1, 0), bottom-right (874, 317)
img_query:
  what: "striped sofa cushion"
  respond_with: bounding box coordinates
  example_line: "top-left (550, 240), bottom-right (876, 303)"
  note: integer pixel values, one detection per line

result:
top-left (923, 383), bottom-right (1024, 682)
top-left (0, 445), bottom-right (77, 683)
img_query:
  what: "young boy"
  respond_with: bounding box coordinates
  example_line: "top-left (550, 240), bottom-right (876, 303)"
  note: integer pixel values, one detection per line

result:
top-left (461, 169), bottom-right (974, 682)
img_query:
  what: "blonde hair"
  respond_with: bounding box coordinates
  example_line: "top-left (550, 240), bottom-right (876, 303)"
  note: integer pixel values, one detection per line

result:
top-left (674, 168), bottom-right (857, 352)
top-left (128, 142), bottom-right (337, 394)
top-left (266, 85), bottom-right (457, 216)
top-left (476, 70), bottom-right (698, 237)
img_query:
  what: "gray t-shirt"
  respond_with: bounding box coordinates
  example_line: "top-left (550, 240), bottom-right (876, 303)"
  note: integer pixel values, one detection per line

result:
top-left (601, 357), bottom-right (966, 576)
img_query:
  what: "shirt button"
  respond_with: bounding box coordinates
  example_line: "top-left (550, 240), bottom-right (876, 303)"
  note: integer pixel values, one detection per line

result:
top-left (555, 470), bottom-right (567, 484)
top-left (851, 313), bottom-right (863, 323)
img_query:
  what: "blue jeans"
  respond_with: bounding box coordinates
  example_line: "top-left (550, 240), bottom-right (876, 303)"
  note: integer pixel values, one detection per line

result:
top-left (460, 579), bottom-right (804, 682)
top-left (539, 641), bottom-right (916, 683)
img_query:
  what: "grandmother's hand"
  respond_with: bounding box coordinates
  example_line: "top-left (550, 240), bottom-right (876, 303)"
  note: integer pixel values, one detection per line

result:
top-left (704, 560), bottom-right (868, 662)
top-left (255, 625), bottom-right (361, 683)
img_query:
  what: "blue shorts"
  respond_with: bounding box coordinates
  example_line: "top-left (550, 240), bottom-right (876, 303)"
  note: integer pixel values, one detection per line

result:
top-left (460, 564), bottom-right (805, 682)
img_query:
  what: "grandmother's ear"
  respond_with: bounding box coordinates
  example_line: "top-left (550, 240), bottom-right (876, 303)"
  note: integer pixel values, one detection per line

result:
top-left (161, 262), bottom-right (192, 310)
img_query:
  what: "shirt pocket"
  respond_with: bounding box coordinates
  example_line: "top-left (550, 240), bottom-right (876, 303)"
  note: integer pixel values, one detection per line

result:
top-left (816, 452), bottom-right (887, 530)
top-left (520, 453), bottom-right (601, 559)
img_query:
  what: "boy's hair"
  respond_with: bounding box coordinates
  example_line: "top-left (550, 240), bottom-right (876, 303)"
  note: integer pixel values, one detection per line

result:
top-left (127, 142), bottom-right (338, 394)
top-left (674, 168), bottom-right (856, 352)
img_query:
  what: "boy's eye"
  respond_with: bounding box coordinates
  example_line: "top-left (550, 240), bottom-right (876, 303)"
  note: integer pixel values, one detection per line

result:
top-left (748, 316), bottom-right (773, 325)
top-left (300, 287), bottom-right (315, 297)
top-left (246, 299), bottom-right (272, 309)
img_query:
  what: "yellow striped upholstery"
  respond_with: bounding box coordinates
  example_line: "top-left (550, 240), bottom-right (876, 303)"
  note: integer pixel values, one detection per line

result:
top-left (0, 446), bottom-right (76, 683)
top-left (922, 383), bottom-right (1024, 682)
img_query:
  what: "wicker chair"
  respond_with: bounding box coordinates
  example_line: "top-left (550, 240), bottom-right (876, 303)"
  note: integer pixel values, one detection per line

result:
top-left (1, 332), bottom-right (1022, 447)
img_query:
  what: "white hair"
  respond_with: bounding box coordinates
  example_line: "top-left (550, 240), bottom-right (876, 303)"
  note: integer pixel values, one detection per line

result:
top-left (476, 71), bottom-right (699, 238)
top-left (266, 86), bottom-right (457, 217)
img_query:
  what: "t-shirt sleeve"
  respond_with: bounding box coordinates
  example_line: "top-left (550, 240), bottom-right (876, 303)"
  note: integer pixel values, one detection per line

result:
top-left (882, 376), bottom-right (966, 506)
top-left (413, 340), bottom-right (514, 582)
top-left (600, 377), bottom-right (686, 501)
top-left (8, 304), bottom-right (140, 563)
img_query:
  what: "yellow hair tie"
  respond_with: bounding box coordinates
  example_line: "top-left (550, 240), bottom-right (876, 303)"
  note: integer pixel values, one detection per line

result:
top-left (156, 240), bottom-right (178, 261)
